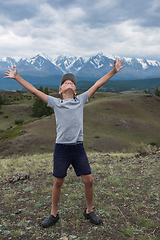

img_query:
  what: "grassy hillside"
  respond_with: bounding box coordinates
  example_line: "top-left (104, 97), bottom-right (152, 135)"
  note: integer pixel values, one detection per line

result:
top-left (83, 93), bottom-right (160, 153)
top-left (0, 91), bottom-right (160, 157)
top-left (0, 91), bottom-right (35, 130)
top-left (0, 150), bottom-right (160, 239)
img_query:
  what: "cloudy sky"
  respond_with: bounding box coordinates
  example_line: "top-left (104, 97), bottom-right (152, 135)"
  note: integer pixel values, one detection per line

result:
top-left (0, 0), bottom-right (160, 61)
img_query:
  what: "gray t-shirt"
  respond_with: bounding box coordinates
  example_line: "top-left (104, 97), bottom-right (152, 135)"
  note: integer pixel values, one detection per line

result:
top-left (47, 91), bottom-right (89, 144)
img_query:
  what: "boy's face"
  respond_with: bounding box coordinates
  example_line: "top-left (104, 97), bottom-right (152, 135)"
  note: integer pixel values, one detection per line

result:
top-left (59, 80), bottom-right (76, 97)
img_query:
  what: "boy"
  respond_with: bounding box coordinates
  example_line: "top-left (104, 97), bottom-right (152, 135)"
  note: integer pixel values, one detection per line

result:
top-left (4, 58), bottom-right (125, 228)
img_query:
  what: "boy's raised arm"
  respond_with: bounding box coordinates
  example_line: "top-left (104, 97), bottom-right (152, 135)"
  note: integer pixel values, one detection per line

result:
top-left (87, 59), bottom-right (125, 99)
top-left (4, 66), bottom-right (48, 103)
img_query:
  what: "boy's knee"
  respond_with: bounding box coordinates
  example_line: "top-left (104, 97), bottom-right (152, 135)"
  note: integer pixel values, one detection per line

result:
top-left (53, 177), bottom-right (64, 188)
top-left (82, 175), bottom-right (93, 186)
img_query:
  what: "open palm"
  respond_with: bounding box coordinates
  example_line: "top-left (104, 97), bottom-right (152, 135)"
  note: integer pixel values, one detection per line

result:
top-left (113, 59), bottom-right (125, 73)
top-left (4, 66), bottom-right (17, 79)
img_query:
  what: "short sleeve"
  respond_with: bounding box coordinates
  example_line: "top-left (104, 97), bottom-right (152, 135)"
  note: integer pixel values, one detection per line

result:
top-left (47, 95), bottom-right (59, 109)
top-left (77, 91), bottom-right (89, 105)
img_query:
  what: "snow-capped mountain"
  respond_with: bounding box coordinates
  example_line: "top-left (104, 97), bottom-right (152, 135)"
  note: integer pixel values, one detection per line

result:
top-left (0, 57), bottom-right (17, 71)
top-left (0, 53), bottom-right (160, 80)
top-left (53, 55), bottom-right (86, 74)
top-left (16, 54), bottom-right (63, 75)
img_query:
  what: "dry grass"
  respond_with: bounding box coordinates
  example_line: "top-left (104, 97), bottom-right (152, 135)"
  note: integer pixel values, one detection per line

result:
top-left (0, 149), bottom-right (160, 239)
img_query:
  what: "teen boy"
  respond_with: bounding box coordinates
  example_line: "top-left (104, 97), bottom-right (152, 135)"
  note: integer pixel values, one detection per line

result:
top-left (4, 58), bottom-right (125, 228)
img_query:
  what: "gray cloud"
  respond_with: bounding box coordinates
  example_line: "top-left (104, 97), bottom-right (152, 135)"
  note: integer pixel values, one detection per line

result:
top-left (0, 1), bottom-right (38, 22)
top-left (0, 0), bottom-right (160, 61)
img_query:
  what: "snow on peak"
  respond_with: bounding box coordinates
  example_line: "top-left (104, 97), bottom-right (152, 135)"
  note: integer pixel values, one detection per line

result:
top-left (1, 57), bottom-right (7, 62)
top-left (123, 57), bottom-right (132, 63)
top-left (38, 53), bottom-right (51, 60)
top-left (92, 58), bottom-right (104, 68)
top-left (146, 59), bottom-right (160, 67)
top-left (137, 58), bottom-right (148, 70)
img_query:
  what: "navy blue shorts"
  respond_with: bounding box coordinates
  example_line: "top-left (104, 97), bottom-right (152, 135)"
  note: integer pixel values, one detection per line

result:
top-left (53, 143), bottom-right (91, 178)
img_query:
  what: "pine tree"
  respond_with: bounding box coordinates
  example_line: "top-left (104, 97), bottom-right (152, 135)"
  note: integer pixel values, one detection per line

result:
top-left (155, 87), bottom-right (160, 97)
top-left (32, 86), bottom-right (54, 117)
top-left (0, 93), bottom-right (3, 105)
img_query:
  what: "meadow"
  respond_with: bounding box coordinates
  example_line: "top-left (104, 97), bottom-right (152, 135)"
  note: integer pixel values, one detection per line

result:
top-left (0, 150), bottom-right (160, 239)
top-left (0, 90), bottom-right (160, 239)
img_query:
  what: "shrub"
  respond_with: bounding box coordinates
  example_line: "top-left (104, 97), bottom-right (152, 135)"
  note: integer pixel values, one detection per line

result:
top-left (144, 90), bottom-right (149, 94)
top-left (15, 119), bottom-right (24, 125)
top-left (149, 142), bottom-right (156, 146)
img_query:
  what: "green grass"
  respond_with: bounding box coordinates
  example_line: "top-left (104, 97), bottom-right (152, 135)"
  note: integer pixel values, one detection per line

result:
top-left (0, 125), bottom-right (22, 140)
top-left (0, 150), bottom-right (160, 239)
top-left (0, 90), bottom-right (35, 130)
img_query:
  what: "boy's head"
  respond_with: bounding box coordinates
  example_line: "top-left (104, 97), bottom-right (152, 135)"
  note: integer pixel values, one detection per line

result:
top-left (61, 73), bottom-right (76, 86)
top-left (59, 73), bottom-right (77, 98)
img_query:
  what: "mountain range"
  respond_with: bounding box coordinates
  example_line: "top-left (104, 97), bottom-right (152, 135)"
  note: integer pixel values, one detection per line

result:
top-left (1, 52), bottom-right (160, 79)
top-left (0, 53), bottom-right (160, 91)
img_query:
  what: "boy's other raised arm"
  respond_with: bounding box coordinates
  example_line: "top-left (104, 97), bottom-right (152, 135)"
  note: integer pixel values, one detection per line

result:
top-left (4, 66), bottom-right (48, 104)
top-left (87, 59), bottom-right (125, 99)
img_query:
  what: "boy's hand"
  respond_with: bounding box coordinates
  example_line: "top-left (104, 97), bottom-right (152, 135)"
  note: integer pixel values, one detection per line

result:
top-left (4, 66), bottom-right (17, 79)
top-left (113, 59), bottom-right (125, 73)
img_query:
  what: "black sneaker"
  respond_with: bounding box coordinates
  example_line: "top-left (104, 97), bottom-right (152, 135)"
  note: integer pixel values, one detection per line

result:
top-left (41, 214), bottom-right (59, 228)
top-left (84, 210), bottom-right (102, 225)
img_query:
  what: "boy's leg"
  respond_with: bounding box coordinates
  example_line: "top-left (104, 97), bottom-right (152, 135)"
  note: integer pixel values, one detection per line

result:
top-left (41, 177), bottom-right (64, 228)
top-left (81, 174), bottom-right (102, 225)
top-left (81, 174), bottom-right (93, 213)
top-left (51, 177), bottom-right (65, 216)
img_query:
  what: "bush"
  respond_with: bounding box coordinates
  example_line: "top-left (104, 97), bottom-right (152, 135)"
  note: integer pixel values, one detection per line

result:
top-left (149, 142), bottom-right (156, 146)
top-left (15, 119), bottom-right (24, 125)
top-left (144, 90), bottom-right (149, 94)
